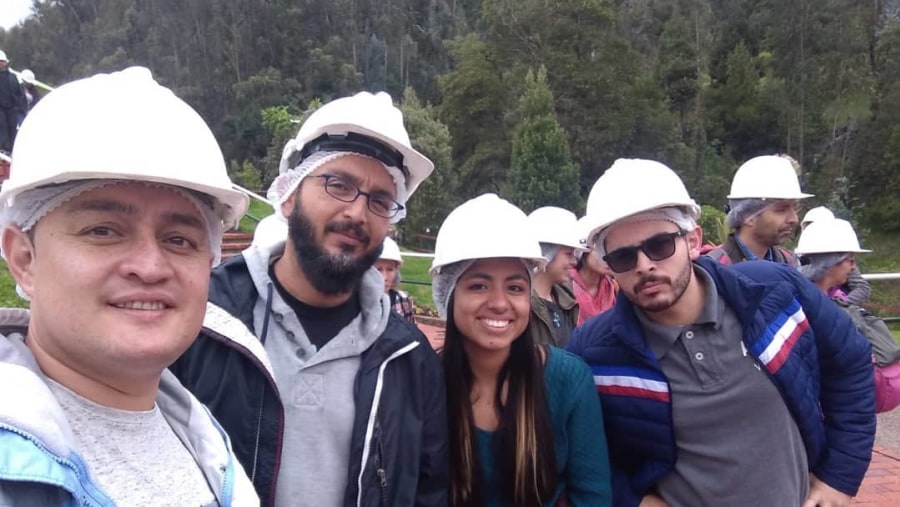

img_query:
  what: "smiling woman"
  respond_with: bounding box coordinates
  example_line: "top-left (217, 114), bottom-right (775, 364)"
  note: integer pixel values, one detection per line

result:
top-left (430, 193), bottom-right (612, 507)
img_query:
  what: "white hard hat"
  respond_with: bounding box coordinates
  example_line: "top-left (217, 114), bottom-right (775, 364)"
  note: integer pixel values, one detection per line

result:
top-left (527, 206), bottom-right (586, 250)
top-left (379, 236), bottom-right (403, 264)
top-left (795, 218), bottom-right (870, 255)
top-left (727, 155), bottom-right (813, 200)
top-left (583, 159), bottom-right (700, 242)
top-left (20, 69), bottom-right (34, 84)
top-left (801, 205), bottom-right (834, 225)
top-left (278, 91), bottom-right (434, 199)
top-left (576, 215), bottom-right (593, 248)
top-left (251, 212), bottom-right (288, 248)
top-left (0, 51), bottom-right (7, 62)
top-left (430, 193), bottom-right (546, 275)
top-left (2, 67), bottom-right (248, 229)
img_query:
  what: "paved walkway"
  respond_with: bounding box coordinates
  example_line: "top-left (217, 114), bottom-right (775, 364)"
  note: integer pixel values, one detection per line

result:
top-left (854, 409), bottom-right (900, 505)
top-left (416, 322), bottom-right (900, 505)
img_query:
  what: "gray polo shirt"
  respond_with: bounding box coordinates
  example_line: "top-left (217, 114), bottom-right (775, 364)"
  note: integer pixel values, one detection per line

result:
top-left (636, 266), bottom-right (809, 507)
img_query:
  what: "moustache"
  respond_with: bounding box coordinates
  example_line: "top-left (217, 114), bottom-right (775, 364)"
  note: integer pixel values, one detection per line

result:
top-left (325, 221), bottom-right (370, 246)
top-left (634, 274), bottom-right (670, 293)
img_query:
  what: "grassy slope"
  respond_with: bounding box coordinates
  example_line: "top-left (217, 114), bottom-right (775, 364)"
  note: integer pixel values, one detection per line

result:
top-left (399, 255), bottom-right (435, 315)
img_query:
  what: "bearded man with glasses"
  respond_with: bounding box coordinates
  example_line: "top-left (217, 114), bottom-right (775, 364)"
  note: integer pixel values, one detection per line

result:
top-left (171, 92), bottom-right (448, 507)
top-left (566, 159), bottom-right (875, 507)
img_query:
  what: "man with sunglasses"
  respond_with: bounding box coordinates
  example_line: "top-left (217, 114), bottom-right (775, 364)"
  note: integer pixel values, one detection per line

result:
top-left (706, 155), bottom-right (810, 266)
top-left (170, 92), bottom-right (448, 507)
top-left (567, 158), bottom-right (875, 507)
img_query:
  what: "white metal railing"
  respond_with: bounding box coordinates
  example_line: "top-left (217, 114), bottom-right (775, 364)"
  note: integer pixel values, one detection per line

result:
top-left (862, 273), bottom-right (900, 281)
top-left (231, 183), bottom-right (273, 206)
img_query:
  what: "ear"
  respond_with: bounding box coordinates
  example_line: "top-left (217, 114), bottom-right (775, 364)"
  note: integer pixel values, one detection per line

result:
top-left (687, 226), bottom-right (704, 260)
top-left (2, 226), bottom-right (37, 298)
top-left (280, 195), bottom-right (294, 220)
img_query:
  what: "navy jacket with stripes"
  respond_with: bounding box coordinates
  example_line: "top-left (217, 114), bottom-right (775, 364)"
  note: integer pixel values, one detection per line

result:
top-left (567, 256), bottom-right (876, 507)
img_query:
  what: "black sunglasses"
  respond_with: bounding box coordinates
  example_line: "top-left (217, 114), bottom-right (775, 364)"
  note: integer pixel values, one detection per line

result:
top-left (603, 230), bottom-right (687, 273)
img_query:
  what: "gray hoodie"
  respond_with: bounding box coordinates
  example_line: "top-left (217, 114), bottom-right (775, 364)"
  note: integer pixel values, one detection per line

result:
top-left (0, 308), bottom-right (259, 507)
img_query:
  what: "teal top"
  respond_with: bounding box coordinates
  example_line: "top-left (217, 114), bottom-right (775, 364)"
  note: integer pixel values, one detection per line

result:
top-left (475, 347), bottom-right (611, 506)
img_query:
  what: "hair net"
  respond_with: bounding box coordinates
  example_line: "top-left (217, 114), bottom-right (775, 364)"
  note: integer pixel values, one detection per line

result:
top-left (432, 259), bottom-right (475, 320)
top-left (1, 179), bottom-right (224, 301)
top-left (726, 198), bottom-right (770, 229)
top-left (267, 150), bottom-right (410, 222)
top-left (798, 252), bottom-right (850, 282)
top-left (431, 258), bottom-right (536, 320)
top-left (539, 243), bottom-right (560, 263)
top-left (594, 206), bottom-right (697, 258)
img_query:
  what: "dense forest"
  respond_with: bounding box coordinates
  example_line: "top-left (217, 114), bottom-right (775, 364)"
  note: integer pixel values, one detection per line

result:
top-left (2, 0), bottom-right (899, 241)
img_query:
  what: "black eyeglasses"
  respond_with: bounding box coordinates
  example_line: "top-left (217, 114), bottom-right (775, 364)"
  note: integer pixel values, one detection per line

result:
top-left (314, 174), bottom-right (404, 219)
top-left (603, 230), bottom-right (687, 273)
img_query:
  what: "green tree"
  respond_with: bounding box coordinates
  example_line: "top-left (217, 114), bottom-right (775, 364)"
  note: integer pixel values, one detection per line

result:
top-left (437, 34), bottom-right (511, 197)
top-left (507, 67), bottom-right (583, 214)
top-left (397, 87), bottom-right (458, 245)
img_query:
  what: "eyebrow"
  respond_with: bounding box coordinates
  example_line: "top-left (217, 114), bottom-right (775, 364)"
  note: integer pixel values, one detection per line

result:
top-left (67, 199), bottom-right (206, 230)
top-left (461, 271), bottom-right (530, 283)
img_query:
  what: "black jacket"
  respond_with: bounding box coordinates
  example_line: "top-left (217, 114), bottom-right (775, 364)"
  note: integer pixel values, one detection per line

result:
top-left (170, 254), bottom-right (449, 507)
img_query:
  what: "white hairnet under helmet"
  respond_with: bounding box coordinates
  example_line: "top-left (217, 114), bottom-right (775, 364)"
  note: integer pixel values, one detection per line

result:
top-left (527, 206), bottom-right (587, 251)
top-left (1, 66), bottom-right (248, 230)
top-left (802, 205), bottom-right (835, 226)
top-left (795, 218), bottom-right (870, 255)
top-left (430, 193), bottom-right (546, 319)
top-left (273, 91), bottom-right (434, 223)
top-left (379, 236), bottom-right (403, 264)
top-left (727, 155), bottom-right (813, 200)
top-left (583, 158), bottom-right (700, 246)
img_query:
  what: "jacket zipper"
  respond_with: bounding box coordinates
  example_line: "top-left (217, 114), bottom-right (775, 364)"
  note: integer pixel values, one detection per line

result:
top-left (355, 340), bottom-right (420, 507)
top-left (205, 329), bottom-right (284, 499)
top-left (0, 423), bottom-right (109, 506)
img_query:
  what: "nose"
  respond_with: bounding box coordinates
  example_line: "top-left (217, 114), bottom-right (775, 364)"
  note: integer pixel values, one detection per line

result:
top-left (485, 286), bottom-right (511, 313)
top-left (118, 233), bottom-right (175, 284)
top-left (632, 249), bottom-right (655, 274)
top-left (342, 193), bottom-right (370, 223)
top-left (786, 207), bottom-right (799, 226)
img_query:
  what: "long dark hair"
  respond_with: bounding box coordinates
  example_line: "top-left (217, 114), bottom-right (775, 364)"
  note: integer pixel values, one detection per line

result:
top-left (443, 293), bottom-right (557, 507)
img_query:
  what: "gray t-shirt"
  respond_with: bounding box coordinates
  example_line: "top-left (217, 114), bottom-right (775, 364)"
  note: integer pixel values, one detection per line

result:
top-left (47, 380), bottom-right (217, 507)
top-left (637, 267), bottom-right (809, 507)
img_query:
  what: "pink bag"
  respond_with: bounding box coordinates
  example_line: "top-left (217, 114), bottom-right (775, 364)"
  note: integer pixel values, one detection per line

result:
top-left (875, 362), bottom-right (900, 413)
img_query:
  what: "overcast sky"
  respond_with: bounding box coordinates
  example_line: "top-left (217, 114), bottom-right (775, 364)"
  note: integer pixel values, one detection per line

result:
top-left (1, 0), bottom-right (34, 31)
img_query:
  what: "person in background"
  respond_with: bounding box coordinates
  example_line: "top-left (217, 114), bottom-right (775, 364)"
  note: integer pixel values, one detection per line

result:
top-left (570, 216), bottom-right (618, 326)
top-left (431, 193), bottom-right (611, 507)
top-left (0, 51), bottom-right (26, 153)
top-left (170, 91), bottom-right (448, 507)
top-left (19, 69), bottom-right (41, 112)
top-left (797, 218), bottom-right (900, 413)
top-left (706, 155), bottom-right (811, 265)
top-left (568, 158), bottom-right (875, 507)
top-left (526, 206), bottom-right (584, 346)
top-left (0, 67), bottom-right (257, 506)
top-left (375, 236), bottom-right (416, 323)
top-left (251, 210), bottom-right (289, 249)
top-left (800, 205), bottom-right (871, 305)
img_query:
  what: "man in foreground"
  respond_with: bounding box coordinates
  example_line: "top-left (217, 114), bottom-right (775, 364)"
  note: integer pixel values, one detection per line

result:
top-left (568, 158), bottom-right (875, 507)
top-left (0, 67), bottom-right (257, 506)
top-left (172, 91), bottom-right (448, 506)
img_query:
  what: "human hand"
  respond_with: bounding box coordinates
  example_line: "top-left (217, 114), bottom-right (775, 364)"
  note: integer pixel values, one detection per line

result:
top-left (801, 475), bottom-right (852, 507)
top-left (638, 493), bottom-right (669, 507)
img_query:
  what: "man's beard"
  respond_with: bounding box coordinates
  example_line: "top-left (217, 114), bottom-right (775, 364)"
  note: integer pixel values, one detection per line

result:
top-left (631, 256), bottom-right (693, 313)
top-left (288, 203), bottom-right (383, 296)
